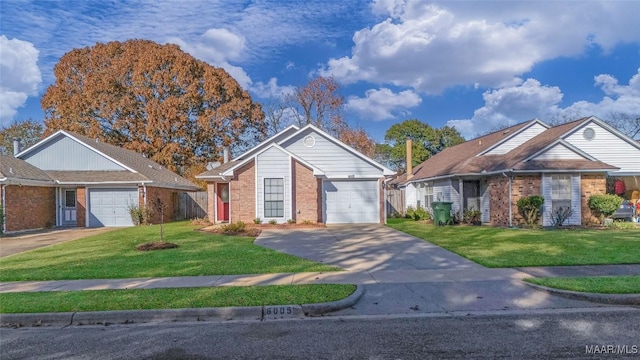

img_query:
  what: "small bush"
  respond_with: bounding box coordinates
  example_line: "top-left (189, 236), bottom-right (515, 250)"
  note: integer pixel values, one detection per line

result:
top-left (268, 219), bottom-right (278, 225)
top-left (190, 217), bottom-right (212, 226)
top-left (517, 195), bottom-right (544, 228)
top-left (548, 206), bottom-right (574, 227)
top-left (463, 209), bottom-right (482, 224)
top-left (253, 218), bottom-right (262, 224)
top-left (128, 204), bottom-right (152, 226)
top-left (609, 221), bottom-right (638, 230)
top-left (588, 194), bottom-right (623, 223)
top-left (302, 220), bottom-right (314, 225)
top-left (220, 221), bottom-right (246, 234)
top-left (287, 219), bottom-right (296, 224)
top-left (406, 206), bottom-right (430, 221)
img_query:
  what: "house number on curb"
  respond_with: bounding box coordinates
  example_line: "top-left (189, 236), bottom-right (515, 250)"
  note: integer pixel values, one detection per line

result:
top-left (265, 306), bottom-right (293, 316)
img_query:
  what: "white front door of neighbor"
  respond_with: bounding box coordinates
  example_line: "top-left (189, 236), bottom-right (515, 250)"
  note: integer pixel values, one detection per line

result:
top-left (88, 188), bottom-right (138, 227)
top-left (323, 180), bottom-right (379, 224)
top-left (62, 189), bottom-right (77, 226)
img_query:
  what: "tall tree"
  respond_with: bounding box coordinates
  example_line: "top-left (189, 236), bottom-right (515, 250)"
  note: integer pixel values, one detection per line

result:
top-left (0, 119), bottom-right (43, 155)
top-left (604, 112), bottom-right (640, 140)
top-left (41, 39), bottom-right (265, 179)
top-left (285, 76), bottom-right (375, 156)
top-left (381, 119), bottom-right (465, 172)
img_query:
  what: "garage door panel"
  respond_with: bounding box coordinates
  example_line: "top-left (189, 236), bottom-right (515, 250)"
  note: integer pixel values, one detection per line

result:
top-left (323, 180), bottom-right (379, 224)
top-left (89, 188), bottom-right (137, 227)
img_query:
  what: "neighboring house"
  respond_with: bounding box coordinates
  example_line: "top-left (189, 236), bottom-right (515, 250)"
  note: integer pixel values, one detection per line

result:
top-left (399, 116), bottom-right (640, 226)
top-left (0, 155), bottom-right (56, 232)
top-left (1, 130), bottom-right (199, 233)
top-left (197, 124), bottom-right (395, 224)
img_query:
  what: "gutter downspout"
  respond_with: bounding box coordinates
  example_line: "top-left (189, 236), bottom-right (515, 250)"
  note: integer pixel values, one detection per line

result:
top-left (142, 183), bottom-right (147, 207)
top-left (503, 172), bottom-right (513, 227)
top-left (1, 184), bottom-right (5, 234)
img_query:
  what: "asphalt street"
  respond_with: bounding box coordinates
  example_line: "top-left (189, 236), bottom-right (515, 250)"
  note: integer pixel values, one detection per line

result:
top-left (2, 308), bottom-right (639, 359)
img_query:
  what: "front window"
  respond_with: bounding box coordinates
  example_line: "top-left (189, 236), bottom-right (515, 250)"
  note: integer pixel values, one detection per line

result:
top-left (424, 183), bottom-right (433, 210)
top-left (551, 175), bottom-right (571, 213)
top-left (264, 178), bottom-right (284, 218)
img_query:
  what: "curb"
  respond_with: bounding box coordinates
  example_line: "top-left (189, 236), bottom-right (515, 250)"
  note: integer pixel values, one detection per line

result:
top-left (302, 284), bottom-right (365, 316)
top-left (0, 285), bottom-right (364, 328)
top-left (524, 282), bottom-right (640, 305)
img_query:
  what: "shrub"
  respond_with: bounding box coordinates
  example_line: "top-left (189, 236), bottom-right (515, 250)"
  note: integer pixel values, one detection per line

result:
top-left (128, 204), bottom-right (152, 226)
top-left (548, 206), bottom-right (574, 227)
top-left (463, 209), bottom-right (482, 224)
top-left (609, 221), bottom-right (638, 230)
top-left (588, 194), bottom-right (623, 223)
top-left (287, 219), bottom-right (296, 224)
top-left (268, 219), bottom-right (278, 225)
top-left (302, 220), bottom-right (314, 225)
top-left (406, 206), bottom-right (430, 221)
top-left (253, 218), bottom-right (262, 224)
top-left (220, 221), bottom-right (246, 234)
top-left (517, 196), bottom-right (544, 228)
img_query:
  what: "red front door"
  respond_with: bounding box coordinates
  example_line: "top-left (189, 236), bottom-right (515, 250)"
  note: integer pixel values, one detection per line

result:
top-left (216, 183), bottom-right (230, 222)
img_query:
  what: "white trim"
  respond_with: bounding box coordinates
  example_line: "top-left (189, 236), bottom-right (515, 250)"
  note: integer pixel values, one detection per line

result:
top-left (523, 139), bottom-right (596, 162)
top-left (562, 116), bottom-right (640, 151)
top-left (54, 180), bottom-right (152, 185)
top-left (477, 119), bottom-right (550, 156)
top-left (277, 124), bottom-right (396, 176)
top-left (222, 143), bottom-right (324, 177)
top-left (323, 174), bottom-right (385, 180)
top-left (254, 156), bottom-right (259, 223)
top-left (289, 156), bottom-right (293, 221)
top-left (232, 125), bottom-right (300, 161)
top-left (262, 176), bottom-right (286, 220)
top-left (1, 184), bottom-right (5, 233)
top-left (17, 131), bottom-right (138, 173)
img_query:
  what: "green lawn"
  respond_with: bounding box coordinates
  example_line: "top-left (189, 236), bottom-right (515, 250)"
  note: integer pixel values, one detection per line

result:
top-left (525, 276), bottom-right (640, 294)
top-left (0, 222), bottom-right (340, 281)
top-left (387, 218), bottom-right (640, 267)
top-left (0, 284), bottom-right (356, 313)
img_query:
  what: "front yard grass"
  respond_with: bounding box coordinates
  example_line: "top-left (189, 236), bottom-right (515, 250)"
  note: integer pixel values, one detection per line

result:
top-left (0, 222), bottom-right (340, 281)
top-left (0, 284), bottom-right (356, 313)
top-left (387, 218), bottom-right (640, 268)
top-left (525, 276), bottom-right (640, 294)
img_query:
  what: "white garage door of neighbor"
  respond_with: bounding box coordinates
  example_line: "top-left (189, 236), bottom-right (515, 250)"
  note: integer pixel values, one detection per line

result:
top-left (89, 188), bottom-right (138, 227)
top-left (324, 180), bottom-right (379, 224)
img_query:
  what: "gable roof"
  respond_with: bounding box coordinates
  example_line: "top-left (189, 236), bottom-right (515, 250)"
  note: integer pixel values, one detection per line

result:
top-left (0, 155), bottom-right (53, 185)
top-left (405, 117), bottom-right (618, 184)
top-left (197, 123), bottom-right (394, 179)
top-left (17, 131), bottom-right (199, 190)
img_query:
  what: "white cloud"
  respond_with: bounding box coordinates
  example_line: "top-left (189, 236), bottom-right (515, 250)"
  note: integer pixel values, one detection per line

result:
top-left (251, 77), bottom-right (295, 99)
top-left (346, 87), bottom-right (422, 121)
top-left (0, 35), bottom-right (41, 126)
top-left (447, 69), bottom-right (640, 138)
top-left (323, 1), bottom-right (640, 94)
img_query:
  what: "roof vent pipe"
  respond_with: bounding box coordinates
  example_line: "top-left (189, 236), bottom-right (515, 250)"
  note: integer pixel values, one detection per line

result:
top-left (406, 138), bottom-right (413, 180)
top-left (13, 138), bottom-right (21, 156)
top-left (223, 147), bottom-right (229, 164)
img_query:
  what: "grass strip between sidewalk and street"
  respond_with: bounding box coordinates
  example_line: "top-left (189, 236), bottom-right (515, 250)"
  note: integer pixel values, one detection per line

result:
top-left (0, 284), bottom-right (357, 314)
top-left (524, 276), bottom-right (640, 294)
top-left (0, 222), bottom-right (341, 282)
top-left (387, 218), bottom-right (640, 268)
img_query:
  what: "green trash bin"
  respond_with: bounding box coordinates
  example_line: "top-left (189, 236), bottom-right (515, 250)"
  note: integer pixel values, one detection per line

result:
top-left (432, 202), bottom-right (453, 226)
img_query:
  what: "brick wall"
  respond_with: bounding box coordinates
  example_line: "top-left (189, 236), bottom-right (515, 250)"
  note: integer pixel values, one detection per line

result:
top-left (76, 187), bottom-right (86, 227)
top-left (581, 174), bottom-right (607, 225)
top-left (3, 185), bottom-right (56, 232)
top-left (230, 160), bottom-right (256, 223)
top-left (488, 175), bottom-right (543, 226)
top-left (511, 175), bottom-right (542, 226)
top-left (145, 186), bottom-right (178, 224)
top-left (292, 160), bottom-right (320, 222)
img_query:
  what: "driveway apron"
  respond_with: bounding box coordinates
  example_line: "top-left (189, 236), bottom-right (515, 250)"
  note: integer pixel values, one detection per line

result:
top-left (255, 224), bottom-right (484, 272)
top-left (0, 228), bottom-right (116, 258)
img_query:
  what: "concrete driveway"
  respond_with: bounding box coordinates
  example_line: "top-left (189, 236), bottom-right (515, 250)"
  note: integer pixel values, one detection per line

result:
top-left (0, 228), bottom-right (116, 258)
top-left (255, 224), bottom-right (485, 272)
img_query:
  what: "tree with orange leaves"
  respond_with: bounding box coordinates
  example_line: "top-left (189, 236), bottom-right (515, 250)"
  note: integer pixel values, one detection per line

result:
top-left (41, 39), bottom-right (265, 180)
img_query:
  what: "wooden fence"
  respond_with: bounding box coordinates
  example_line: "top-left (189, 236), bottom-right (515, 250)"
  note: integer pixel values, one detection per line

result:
top-left (386, 189), bottom-right (405, 217)
top-left (174, 191), bottom-right (208, 220)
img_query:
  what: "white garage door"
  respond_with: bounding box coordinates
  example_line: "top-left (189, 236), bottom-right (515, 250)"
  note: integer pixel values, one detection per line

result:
top-left (89, 188), bottom-right (138, 227)
top-left (323, 180), bottom-right (379, 224)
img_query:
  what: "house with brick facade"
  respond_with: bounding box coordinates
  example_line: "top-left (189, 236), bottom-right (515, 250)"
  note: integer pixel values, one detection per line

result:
top-left (196, 124), bottom-right (395, 224)
top-left (400, 116), bottom-right (640, 227)
top-left (1, 130), bottom-right (199, 233)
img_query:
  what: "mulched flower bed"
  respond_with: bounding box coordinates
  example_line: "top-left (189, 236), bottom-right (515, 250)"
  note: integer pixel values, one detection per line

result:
top-left (136, 241), bottom-right (179, 251)
top-left (248, 223), bottom-right (327, 229)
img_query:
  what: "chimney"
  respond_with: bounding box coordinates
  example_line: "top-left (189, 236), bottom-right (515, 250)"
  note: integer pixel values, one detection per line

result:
top-left (223, 147), bottom-right (229, 164)
top-left (13, 138), bottom-right (22, 156)
top-left (406, 138), bottom-right (413, 180)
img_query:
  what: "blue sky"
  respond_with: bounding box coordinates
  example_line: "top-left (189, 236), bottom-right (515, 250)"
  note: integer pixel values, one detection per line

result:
top-left (1, 0), bottom-right (639, 141)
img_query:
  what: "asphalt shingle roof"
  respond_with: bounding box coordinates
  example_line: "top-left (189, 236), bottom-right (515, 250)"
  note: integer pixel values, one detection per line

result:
top-left (0, 155), bottom-right (52, 183)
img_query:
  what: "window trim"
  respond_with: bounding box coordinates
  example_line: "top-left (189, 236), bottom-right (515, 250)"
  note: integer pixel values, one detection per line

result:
top-left (264, 177), bottom-right (285, 218)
